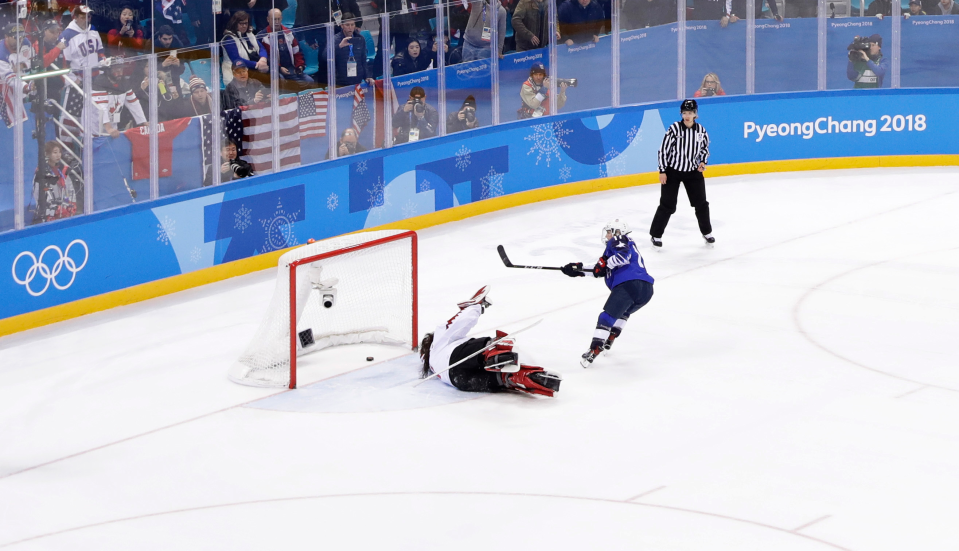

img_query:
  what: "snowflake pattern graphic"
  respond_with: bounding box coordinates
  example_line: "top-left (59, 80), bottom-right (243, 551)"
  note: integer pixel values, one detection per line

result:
top-left (190, 246), bottom-right (202, 264)
top-left (327, 192), bottom-right (339, 212)
top-left (402, 200), bottom-right (418, 219)
top-left (599, 147), bottom-right (628, 178)
top-left (355, 160), bottom-right (368, 174)
top-left (525, 121), bottom-right (572, 167)
top-left (258, 199), bottom-right (301, 252)
top-left (157, 215), bottom-right (176, 245)
top-left (419, 179), bottom-right (432, 192)
top-left (559, 165), bottom-right (572, 182)
top-left (480, 167), bottom-right (505, 200)
top-left (367, 177), bottom-right (387, 209)
top-left (234, 204), bottom-right (251, 233)
top-left (455, 145), bottom-right (471, 171)
top-left (626, 125), bottom-right (643, 144)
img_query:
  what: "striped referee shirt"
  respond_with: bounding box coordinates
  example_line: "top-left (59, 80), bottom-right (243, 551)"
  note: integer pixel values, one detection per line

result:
top-left (658, 121), bottom-right (710, 173)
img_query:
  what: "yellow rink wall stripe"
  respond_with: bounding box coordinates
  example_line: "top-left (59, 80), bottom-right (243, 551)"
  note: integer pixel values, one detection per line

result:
top-left (2, 154), bottom-right (957, 337)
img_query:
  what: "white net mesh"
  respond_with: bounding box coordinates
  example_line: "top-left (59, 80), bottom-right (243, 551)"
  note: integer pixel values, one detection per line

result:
top-left (229, 230), bottom-right (415, 387)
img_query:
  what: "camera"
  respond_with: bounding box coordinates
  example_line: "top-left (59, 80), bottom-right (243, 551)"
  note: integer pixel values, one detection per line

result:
top-left (847, 36), bottom-right (871, 62)
top-left (463, 106), bottom-right (476, 123)
top-left (314, 285), bottom-right (337, 308)
top-left (230, 159), bottom-right (252, 178)
top-left (556, 78), bottom-right (578, 87)
top-left (341, 141), bottom-right (356, 155)
top-left (700, 88), bottom-right (715, 97)
top-left (322, 293), bottom-right (335, 308)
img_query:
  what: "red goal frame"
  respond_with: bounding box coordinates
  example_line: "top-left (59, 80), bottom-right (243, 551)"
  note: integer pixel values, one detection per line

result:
top-left (287, 231), bottom-right (418, 389)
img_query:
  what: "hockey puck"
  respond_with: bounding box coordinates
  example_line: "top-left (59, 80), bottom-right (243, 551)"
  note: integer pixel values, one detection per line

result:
top-left (307, 238), bottom-right (316, 244)
top-left (366, 356), bottom-right (374, 362)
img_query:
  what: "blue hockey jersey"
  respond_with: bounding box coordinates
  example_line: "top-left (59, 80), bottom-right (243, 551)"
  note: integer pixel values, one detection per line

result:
top-left (599, 236), bottom-right (654, 289)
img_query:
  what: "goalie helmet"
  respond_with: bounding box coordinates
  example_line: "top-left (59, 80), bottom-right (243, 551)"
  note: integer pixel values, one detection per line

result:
top-left (602, 219), bottom-right (630, 243)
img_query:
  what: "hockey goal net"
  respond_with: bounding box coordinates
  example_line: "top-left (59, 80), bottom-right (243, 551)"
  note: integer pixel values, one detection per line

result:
top-left (229, 230), bottom-right (418, 388)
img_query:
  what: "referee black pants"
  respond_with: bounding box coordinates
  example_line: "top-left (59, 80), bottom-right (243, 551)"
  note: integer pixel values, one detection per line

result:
top-left (649, 168), bottom-right (712, 238)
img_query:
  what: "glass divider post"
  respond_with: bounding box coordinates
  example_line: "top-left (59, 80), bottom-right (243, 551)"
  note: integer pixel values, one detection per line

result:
top-left (381, 14), bottom-right (393, 148)
top-left (437, 1), bottom-right (448, 136)
top-left (548, 0), bottom-right (558, 115)
top-left (13, 51), bottom-right (24, 230)
top-left (490, 0), bottom-right (500, 125)
top-left (82, 66), bottom-right (94, 214)
top-left (210, 43), bottom-right (222, 186)
top-left (891, 10), bottom-right (901, 88)
top-left (270, 29), bottom-right (281, 172)
top-left (817, 0), bottom-right (826, 91)
top-left (148, 56), bottom-right (159, 200)
top-left (611, 0), bottom-right (621, 107)
top-left (326, 24), bottom-right (337, 159)
top-left (677, 0), bottom-right (686, 99)
top-left (746, 0), bottom-right (755, 94)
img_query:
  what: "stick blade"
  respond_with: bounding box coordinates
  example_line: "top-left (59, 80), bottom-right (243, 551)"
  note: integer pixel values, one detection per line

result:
top-left (496, 245), bottom-right (514, 267)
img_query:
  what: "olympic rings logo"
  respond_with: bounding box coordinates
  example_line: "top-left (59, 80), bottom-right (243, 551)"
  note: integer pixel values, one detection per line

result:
top-left (11, 240), bottom-right (89, 297)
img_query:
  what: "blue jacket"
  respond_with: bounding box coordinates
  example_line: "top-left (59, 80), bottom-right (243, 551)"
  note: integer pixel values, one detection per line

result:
top-left (558, 0), bottom-right (606, 43)
top-left (600, 236), bottom-right (654, 289)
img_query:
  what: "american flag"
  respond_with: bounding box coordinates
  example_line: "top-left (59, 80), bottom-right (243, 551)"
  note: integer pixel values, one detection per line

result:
top-left (0, 73), bottom-right (25, 128)
top-left (351, 83), bottom-right (371, 136)
top-left (201, 108), bottom-right (243, 185)
top-left (60, 86), bottom-right (85, 146)
top-left (240, 95), bottom-right (301, 174)
top-left (297, 89), bottom-right (328, 139)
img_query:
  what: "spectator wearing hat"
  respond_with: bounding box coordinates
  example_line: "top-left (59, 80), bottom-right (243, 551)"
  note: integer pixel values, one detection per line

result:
top-left (59, 5), bottom-right (105, 70)
top-left (258, 8), bottom-right (310, 84)
top-left (393, 86), bottom-right (438, 144)
top-left (223, 60), bottom-right (268, 110)
top-left (934, 0), bottom-right (959, 14)
top-left (447, 95), bottom-right (481, 133)
top-left (92, 62), bottom-right (147, 135)
top-left (846, 34), bottom-right (888, 89)
top-left (518, 62), bottom-right (566, 119)
top-left (903, 0), bottom-right (927, 15)
top-left (330, 13), bottom-right (375, 86)
top-left (186, 76), bottom-right (214, 116)
top-left (106, 5), bottom-right (146, 56)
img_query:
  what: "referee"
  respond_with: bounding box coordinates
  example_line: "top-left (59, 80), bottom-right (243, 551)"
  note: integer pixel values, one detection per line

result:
top-left (649, 99), bottom-right (715, 248)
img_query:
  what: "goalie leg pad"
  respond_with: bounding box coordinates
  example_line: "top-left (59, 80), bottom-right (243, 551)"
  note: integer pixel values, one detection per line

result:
top-left (502, 365), bottom-right (562, 397)
top-left (458, 285), bottom-right (492, 310)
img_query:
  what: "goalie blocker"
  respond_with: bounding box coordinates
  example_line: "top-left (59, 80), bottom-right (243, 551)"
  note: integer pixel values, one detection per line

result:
top-left (419, 285), bottom-right (562, 397)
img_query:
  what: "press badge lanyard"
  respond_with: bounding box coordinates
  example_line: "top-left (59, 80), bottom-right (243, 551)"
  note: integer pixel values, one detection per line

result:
top-left (333, 0), bottom-right (342, 23)
top-left (347, 44), bottom-right (357, 77)
top-left (481, 3), bottom-right (491, 42)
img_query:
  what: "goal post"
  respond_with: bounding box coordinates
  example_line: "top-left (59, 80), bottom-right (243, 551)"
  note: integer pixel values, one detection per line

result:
top-left (230, 230), bottom-right (418, 389)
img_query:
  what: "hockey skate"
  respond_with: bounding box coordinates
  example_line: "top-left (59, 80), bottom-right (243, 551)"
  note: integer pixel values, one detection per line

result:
top-left (502, 365), bottom-right (562, 397)
top-left (580, 345), bottom-right (603, 368)
top-left (650, 236), bottom-right (662, 249)
top-left (458, 285), bottom-right (492, 311)
top-left (702, 234), bottom-right (715, 247)
top-left (601, 327), bottom-right (621, 356)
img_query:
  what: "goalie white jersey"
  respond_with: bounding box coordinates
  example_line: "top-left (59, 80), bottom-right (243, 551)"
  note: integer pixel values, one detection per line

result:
top-left (428, 304), bottom-right (483, 386)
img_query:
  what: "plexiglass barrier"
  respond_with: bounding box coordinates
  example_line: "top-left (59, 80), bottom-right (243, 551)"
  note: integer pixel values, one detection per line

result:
top-left (2, 1), bottom-right (957, 232)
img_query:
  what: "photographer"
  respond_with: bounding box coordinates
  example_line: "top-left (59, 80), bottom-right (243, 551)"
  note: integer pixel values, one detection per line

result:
top-left (693, 72), bottom-right (725, 97)
top-left (32, 141), bottom-right (80, 224)
top-left (447, 95), bottom-right (481, 134)
top-left (517, 62), bottom-right (567, 119)
top-left (220, 140), bottom-right (255, 182)
top-left (106, 6), bottom-right (145, 57)
top-left (328, 127), bottom-right (367, 158)
top-left (846, 34), bottom-right (888, 89)
top-left (392, 86), bottom-right (438, 144)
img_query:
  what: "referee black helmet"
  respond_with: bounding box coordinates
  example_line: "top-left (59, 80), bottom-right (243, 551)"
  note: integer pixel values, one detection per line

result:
top-left (680, 99), bottom-right (698, 114)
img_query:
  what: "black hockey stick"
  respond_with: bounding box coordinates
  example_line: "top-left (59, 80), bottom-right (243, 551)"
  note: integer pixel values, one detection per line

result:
top-left (496, 245), bottom-right (586, 273)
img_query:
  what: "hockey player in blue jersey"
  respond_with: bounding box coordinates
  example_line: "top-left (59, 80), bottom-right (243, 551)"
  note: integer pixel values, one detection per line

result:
top-left (562, 219), bottom-right (655, 367)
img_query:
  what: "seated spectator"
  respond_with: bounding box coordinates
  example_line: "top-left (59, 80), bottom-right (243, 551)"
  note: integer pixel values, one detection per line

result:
top-left (935, 0), bottom-right (959, 13)
top-left (558, 0), bottom-right (606, 45)
top-left (329, 127), bottom-right (367, 158)
top-left (106, 5), bottom-right (146, 56)
top-left (154, 25), bottom-right (187, 86)
top-left (222, 61), bottom-right (269, 109)
top-left (513, 0), bottom-right (550, 52)
top-left (393, 86), bottom-right (438, 144)
top-left (447, 95), bottom-right (481, 134)
top-left (331, 13), bottom-right (375, 86)
top-left (221, 11), bottom-right (268, 86)
top-left (693, 72), bottom-right (725, 97)
top-left (391, 40), bottom-right (434, 76)
top-left (186, 76), bottom-right (214, 116)
top-left (221, 140), bottom-right (254, 181)
top-left (904, 0), bottom-right (927, 16)
top-left (463, 0), bottom-right (507, 61)
top-left (258, 8), bottom-right (310, 84)
top-left (864, 0), bottom-right (894, 18)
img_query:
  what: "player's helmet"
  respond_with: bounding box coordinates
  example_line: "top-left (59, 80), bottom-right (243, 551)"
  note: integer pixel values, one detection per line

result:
top-left (530, 62), bottom-right (547, 77)
top-left (602, 219), bottom-right (631, 243)
top-left (681, 99), bottom-right (698, 113)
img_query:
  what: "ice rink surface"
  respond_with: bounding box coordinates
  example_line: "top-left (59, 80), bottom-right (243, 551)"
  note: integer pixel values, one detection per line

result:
top-left (1, 166), bottom-right (958, 550)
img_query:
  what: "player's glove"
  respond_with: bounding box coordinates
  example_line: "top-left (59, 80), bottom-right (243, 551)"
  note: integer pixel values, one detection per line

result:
top-left (561, 262), bottom-right (585, 277)
top-left (592, 256), bottom-right (607, 278)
